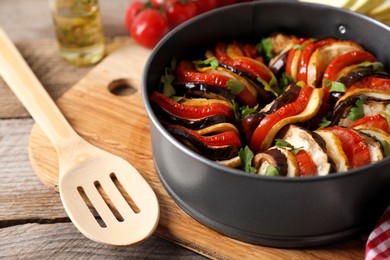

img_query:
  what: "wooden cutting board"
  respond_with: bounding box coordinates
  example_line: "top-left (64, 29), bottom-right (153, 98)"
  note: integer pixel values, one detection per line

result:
top-left (28, 39), bottom-right (365, 259)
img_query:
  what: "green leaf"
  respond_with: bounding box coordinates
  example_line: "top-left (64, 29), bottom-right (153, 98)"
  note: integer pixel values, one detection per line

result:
top-left (256, 37), bottom-right (274, 60)
top-left (161, 57), bottom-right (177, 97)
top-left (265, 165), bottom-right (279, 176)
top-left (380, 141), bottom-right (390, 157)
top-left (275, 139), bottom-right (301, 154)
top-left (358, 61), bottom-right (384, 72)
top-left (257, 76), bottom-right (281, 97)
top-left (161, 67), bottom-right (176, 97)
top-left (386, 103), bottom-right (390, 111)
top-left (238, 146), bottom-right (257, 173)
top-left (241, 104), bottom-right (259, 119)
top-left (292, 44), bottom-right (304, 50)
top-left (380, 111), bottom-right (390, 127)
top-left (279, 72), bottom-right (293, 92)
top-left (323, 79), bottom-right (347, 93)
top-left (319, 117), bottom-right (331, 129)
top-left (348, 97), bottom-right (365, 121)
top-left (227, 79), bottom-right (244, 95)
top-left (194, 57), bottom-right (219, 70)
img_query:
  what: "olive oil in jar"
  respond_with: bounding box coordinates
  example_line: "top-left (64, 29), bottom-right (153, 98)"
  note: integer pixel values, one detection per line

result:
top-left (50, 0), bottom-right (105, 65)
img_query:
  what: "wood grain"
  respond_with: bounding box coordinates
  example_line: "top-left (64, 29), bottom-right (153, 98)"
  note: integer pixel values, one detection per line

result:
top-left (28, 39), bottom-right (366, 259)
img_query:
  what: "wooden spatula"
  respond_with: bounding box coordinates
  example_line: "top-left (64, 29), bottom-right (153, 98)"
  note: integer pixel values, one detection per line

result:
top-left (0, 28), bottom-right (159, 246)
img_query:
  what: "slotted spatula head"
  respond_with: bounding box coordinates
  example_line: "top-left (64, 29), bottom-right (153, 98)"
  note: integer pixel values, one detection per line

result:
top-left (60, 151), bottom-right (159, 245)
top-left (0, 28), bottom-right (159, 246)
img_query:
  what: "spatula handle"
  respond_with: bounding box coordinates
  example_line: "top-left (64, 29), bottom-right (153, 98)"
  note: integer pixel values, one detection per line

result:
top-left (0, 28), bottom-right (77, 149)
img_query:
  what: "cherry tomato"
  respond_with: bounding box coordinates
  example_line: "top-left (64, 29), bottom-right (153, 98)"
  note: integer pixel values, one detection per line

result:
top-left (130, 9), bottom-right (170, 49)
top-left (164, 0), bottom-right (199, 28)
top-left (196, 0), bottom-right (218, 13)
top-left (151, 0), bottom-right (164, 8)
top-left (124, 0), bottom-right (145, 33)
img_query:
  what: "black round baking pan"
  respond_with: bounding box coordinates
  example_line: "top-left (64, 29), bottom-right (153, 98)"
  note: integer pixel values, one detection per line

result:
top-left (142, 0), bottom-right (390, 248)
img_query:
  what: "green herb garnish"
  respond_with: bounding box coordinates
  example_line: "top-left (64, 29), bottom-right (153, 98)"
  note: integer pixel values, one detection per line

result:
top-left (227, 79), bottom-right (244, 95)
top-left (238, 146), bottom-right (257, 173)
top-left (323, 79), bottom-right (347, 93)
top-left (292, 44), bottom-right (304, 50)
top-left (380, 141), bottom-right (390, 157)
top-left (275, 139), bottom-right (301, 154)
top-left (265, 165), bottom-right (279, 176)
top-left (358, 61), bottom-right (384, 72)
top-left (319, 117), bottom-right (332, 129)
top-left (348, 97), bottom-right (365, 121)
top-left (161, 57), bottom-right (177, 97)
top-left (194, 57), bottom-right (219, 70)
top-left (256, 37), bottom-right (274, 60)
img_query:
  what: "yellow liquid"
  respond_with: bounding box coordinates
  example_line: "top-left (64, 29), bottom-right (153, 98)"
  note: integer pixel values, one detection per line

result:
top-left (51, 1), bottom-right (105, 65)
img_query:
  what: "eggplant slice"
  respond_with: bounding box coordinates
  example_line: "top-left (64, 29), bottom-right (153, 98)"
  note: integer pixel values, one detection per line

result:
top-left (278, 124), bottom-right (335, 175)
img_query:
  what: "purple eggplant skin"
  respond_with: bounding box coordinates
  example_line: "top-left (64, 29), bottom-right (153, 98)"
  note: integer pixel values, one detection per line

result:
top-left (331, 95), bottom-right (390, 126)
top-left (167, 126), bottom-right (240, 161)
top-left (152, 104), bottom-right (234, 130)
top-left (254, 148), bottom-right (288, 176)
top-left (241, 111), bottom-right (267, 142)
top-left (174, 82), bottom-right (235, 101)
top-left (218, 62), bottom-right (274, 103)
top-left (338, 70), bottom-right (390, 88)
top-left (265, 83), bottom-right (301, 114)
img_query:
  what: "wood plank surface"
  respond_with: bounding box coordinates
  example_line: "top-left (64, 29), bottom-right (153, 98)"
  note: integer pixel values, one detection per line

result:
top-left (27, 39), bottom-right (367, 259)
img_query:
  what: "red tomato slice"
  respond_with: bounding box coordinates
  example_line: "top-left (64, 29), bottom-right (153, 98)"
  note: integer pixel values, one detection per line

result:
top-left (297, 38), bottom-right (337, 83)
top-left (294, 149), bottom-right (317, 176)
top-left (322, 50), bottom-right (377, 82)
top-left (324, 126), bottom-right (371, 169)
top-left (348, 77), bottom-right (390, 93)
top-left (249, 84), bottom-right (313, 153)
top-left (150, 91), bottom-right (234, 120)
top-left (350, 114), bottom-right (390, 134)
top-left (167, 125), bottom-right (242, 147)
top-left (176, 60), bottom-right (258, 107)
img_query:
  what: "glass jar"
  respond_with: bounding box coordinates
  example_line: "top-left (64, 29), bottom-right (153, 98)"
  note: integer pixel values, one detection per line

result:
top-left (49, 0), bottom-right (105, 65)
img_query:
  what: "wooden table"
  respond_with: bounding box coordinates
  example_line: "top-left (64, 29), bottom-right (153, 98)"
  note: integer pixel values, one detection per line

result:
top-left (0, 0), bottom-right (368, 259)
top-left (0, 0), bottom-right (205, 258)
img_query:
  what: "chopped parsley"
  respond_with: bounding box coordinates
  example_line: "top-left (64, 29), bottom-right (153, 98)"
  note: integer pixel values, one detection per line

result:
top-left (227, 79), bottom-right (244, 95)
top-left (194, 57), bottom-right (219, 70)
top-left (238, 146), bottom-right (257, 173)
top-left (275, 139), bottom-right (302, 154)
top-left (265, 165), bottom-right (279, 176)
top-left (319, 117), bottom-right (332, 129)
top-left (348, 97), bottom-right (365, 121)
top-left (161, 57), bottom-right (177, 97)
top-left (323, 79), bottom-right (347, 93)
top-left (256, 37), bottom-right (274, 60)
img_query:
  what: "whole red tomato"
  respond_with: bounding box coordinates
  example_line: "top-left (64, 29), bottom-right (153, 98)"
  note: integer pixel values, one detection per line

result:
top-left (164, 0), bottom-right (199, 28)
top-left (130, 9), bottom-right (170, 49)
top-left (151, 0), bottom-right (164, 8)
top-left (124, 0), bottom-right (145, 33)
top-left (196, 0), bottom-right (218, 13)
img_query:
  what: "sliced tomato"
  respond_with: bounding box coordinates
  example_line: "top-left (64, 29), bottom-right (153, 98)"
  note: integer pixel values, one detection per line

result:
top-left (350, 114), bottom-right (390, 134)
top-left (167, 125), bottom-right (242, 147)
top-left (297, 38), bottom-right (338, 83)
top-left (249, 84), bottom-right (313, 153)
top-left (176, 60), bottom-right (258, 107)
top-left (294, 149), bottom-right (317, 176)
top-left (306, 40), bottom-right (363, 87)
top-left (324, 126), bottom-right (371, 169)
top-left (149, 91), bottom-right (234, 120)
top-left (285, 38), bottom-right (313, 81)
top-left (322, 50), bottom-right (377, 83)
top-left (348, 77), bottom-right (390, 93)
top-left (215, 43), bottom-right (275, 83)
